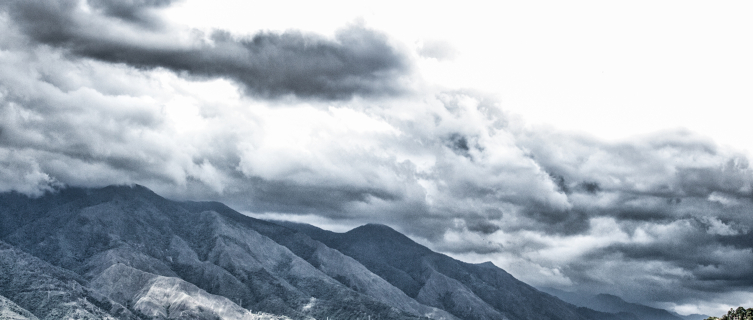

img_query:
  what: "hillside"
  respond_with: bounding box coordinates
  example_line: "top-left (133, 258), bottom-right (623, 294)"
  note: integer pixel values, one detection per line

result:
top-left (0, 185), bottom-right (638, 320)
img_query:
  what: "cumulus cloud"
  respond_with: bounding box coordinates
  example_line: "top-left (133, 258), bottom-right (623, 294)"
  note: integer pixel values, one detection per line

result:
top-left (2, 0), bottom-right (753, 315)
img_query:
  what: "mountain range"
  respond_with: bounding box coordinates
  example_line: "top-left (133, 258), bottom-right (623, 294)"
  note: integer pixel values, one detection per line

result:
top-left (0, 185), bottom-right (696, 320)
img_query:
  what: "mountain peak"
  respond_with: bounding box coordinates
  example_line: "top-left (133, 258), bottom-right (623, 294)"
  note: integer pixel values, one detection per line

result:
top-left (355, 223), bottom-right (399, 232)
top-left (346, 223), bottom-right (420, 245)
top-left (595, 293), bottom-right (625, 302)
top-left (97, 183), bottom-right (158, 197)
top-left (358, 223), bottom-right (395, 229)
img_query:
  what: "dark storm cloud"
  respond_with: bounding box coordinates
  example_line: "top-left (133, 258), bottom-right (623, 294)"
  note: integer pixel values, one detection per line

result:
top-left (445, 133), bottom-right (472, 158)
top-left (239, 178), bottom-right (402, 215)
top-left (549, 173), bottom-right (570, 194)
top-left (577, 181), bottom-right (600, 194)
top-left (87, 0), bottom-right (177, 26)
top-left (467, 219), bottom-right (501, 235)
top-left (529, 208), bottom-right (591, 235)
top-left (2, 0), bottom-right (411, 100)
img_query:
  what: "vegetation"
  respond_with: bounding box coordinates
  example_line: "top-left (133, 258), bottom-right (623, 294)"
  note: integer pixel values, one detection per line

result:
top-left (705, 307), bottom-right (753, 320)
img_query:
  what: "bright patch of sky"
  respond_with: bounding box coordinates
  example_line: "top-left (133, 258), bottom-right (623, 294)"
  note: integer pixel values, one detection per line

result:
top-left (166, 0), bottom-right (753, 155)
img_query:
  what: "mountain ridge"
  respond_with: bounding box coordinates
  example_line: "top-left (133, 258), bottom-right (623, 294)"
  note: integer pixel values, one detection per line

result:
top-left (539, 287), bottom-right (709, 320)
top-left (275, 220), bottom-right (635, 320)
top-left (0, 184), bottom-right (647, 320)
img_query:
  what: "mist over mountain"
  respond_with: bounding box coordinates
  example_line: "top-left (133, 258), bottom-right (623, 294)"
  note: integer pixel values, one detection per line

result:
top-left (0, 184), bottom-right (657, 320)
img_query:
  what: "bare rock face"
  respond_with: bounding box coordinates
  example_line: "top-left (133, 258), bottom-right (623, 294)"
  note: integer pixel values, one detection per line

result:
top-left (91, 263), bottom-right (291, 320)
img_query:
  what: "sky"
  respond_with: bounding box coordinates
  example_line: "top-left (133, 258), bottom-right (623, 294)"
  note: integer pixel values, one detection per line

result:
top-left (1, 0), bottom-right (752, 316)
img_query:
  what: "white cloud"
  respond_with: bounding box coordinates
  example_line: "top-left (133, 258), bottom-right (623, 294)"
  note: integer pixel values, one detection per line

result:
top-left (708, 192), bottom-right (743, 207)
top-left (0, 148), bottom-right (59, 196)
top-left (703, 216), bottom-right (741, 236)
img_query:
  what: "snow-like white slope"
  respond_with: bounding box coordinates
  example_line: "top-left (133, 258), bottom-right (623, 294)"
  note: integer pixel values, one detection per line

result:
top-left (92, 263), bottom-right (292, 320)
top-left (0, 295), bottom-right (39, 320)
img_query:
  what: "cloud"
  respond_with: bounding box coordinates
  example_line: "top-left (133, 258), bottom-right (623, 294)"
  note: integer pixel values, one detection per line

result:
top-left (417, 39), bottom-right (458, 61)
top-left (2, 1), bottom-right (753, 315)
top-left (0, 149), bottom-right (60, 196)
top-left (495, 128), bottom-right (753, 302)
top-left (2, 0), bottom-right (412, 100)
top-left (86, 0), bottom-right (177, 27)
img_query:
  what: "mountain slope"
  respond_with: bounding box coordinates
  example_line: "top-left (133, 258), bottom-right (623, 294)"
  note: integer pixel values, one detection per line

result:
top-left (279, 222), bottom-right (633, 320)
top-left (0, 185), bottom-right (642, 320)
top-left (0, 294), bottom-right (39, 320)
top-left (0, 240), bottom-right (135, 320)
top-left (671, 312), bottom-right (711, 320)
top-left (587, 294), bottom-right (682, 320)
top-left (179, 201), bottom-right (457, 320)
top-left (539, 288), bottom-right (690, 320)
top-left (0, 185), bottom-right (435, 320)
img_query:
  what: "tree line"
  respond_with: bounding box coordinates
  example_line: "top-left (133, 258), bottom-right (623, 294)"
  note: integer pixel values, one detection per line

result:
top-left (706, 307), bottom-right (753, 320)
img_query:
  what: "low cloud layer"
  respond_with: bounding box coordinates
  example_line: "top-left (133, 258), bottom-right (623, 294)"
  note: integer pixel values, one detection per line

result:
top-left (1, 1), bottom-right (752, 316)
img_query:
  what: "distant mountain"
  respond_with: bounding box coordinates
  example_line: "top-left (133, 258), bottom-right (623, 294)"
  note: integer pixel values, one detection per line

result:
top-left (539, 287), bottom-right (709, 320)
top-left (671, 312), bottom-right (711, 320)
top-left (0, 185), bottom-right (643, 320)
